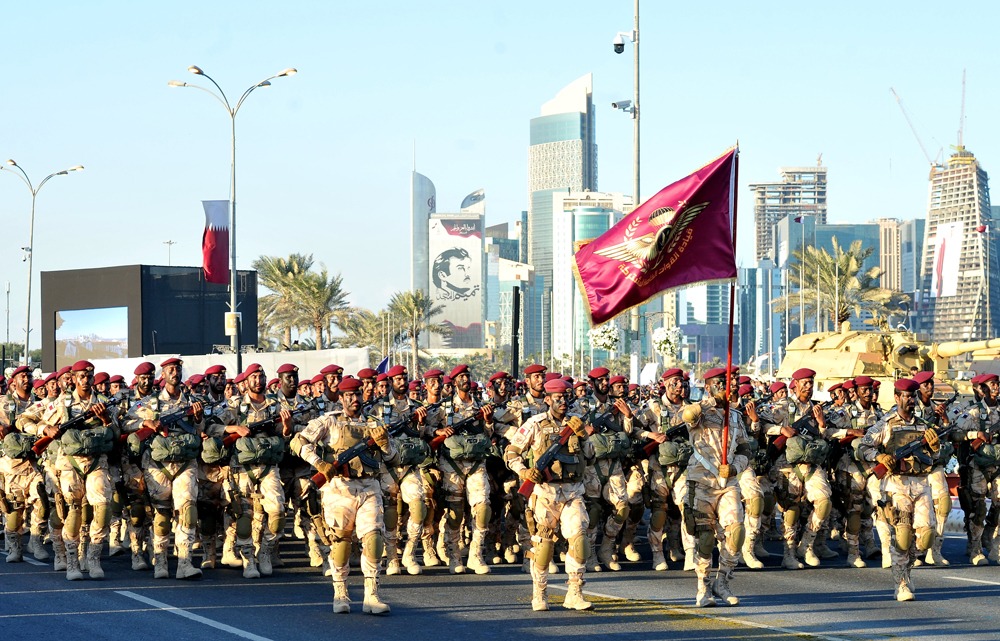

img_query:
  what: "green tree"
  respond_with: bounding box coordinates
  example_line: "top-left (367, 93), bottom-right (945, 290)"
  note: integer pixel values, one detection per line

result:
top-left (291, 267), bottom-right (351, 350)
top-left (387, 290), bottom-right (448, 376)
top-left (336, 308), bottom-right (390, 367)
top-left (253, 253), bottom-right (314, 350)
top-left (772, 237), bottom-right (910, 331)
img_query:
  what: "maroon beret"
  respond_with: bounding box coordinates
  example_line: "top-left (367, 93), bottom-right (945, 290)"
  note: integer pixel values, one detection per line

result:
top-left (488, 371), bottom-right (508, 384)
top-left (661, 368), bottom-right (684, 380)
top-left (442, 375), bottom-right (452, 384)
top-left (704, 367), bottom-right (727, 380)
top-left (339, 378), bottom-right (363, 392)
top-left (739, 376), bottom-right (751, 385)
top-left (57, 366), bottom-right (72, 377)
top-left (574, 380), bottom-right (587, 389)
top-left (894, 378), bottom-right (919, 393)
top-left (792, 368), bottom-right (816, 380)
top-left (561, 376), bottom-right (574, 383)
top-left (981, 373), bottom-right (999, 383)
top-left (911, 371), bottom-right (934, 385)
top-left (310, 374), bottom-right (324, 385)
top-left (44, 372), bottom-right (58, 383)
top-left (854, 375), bottom-right (874, 387)
top-left (545, 372), bottom-right (561, 382)
top-left (449, 365), bottom-right (469, 379)
top-left (387, 365), bottom-right (407, 378)
top-left (159, 357), bottom-right (182, 368)
top-left (842, 380), bottom-right (855, 390)
top-left (188, 374), bottom-right (204, 385)
top-left (543, 379), bottom-right (569, 394)
top-left (524, 364), bottom-right (547, 375)
top-left (609, 375), bottom-right (628, 386)
top-left (471, 382), bottom-right (480, 390)
top-left (376, 373), bottom-right (389, 382)
top-left (588, 367), bottom-right (610, 379)
top-left (357, 368), bottom-right (377, 379)
top-left (134, 362), bottom-right (155, 376)
top-left (408, 381), bottom-right (421, 391)
top-left (93, 372), bottom-right (109, 385)
top-left (109, 375), bottom-right (125, 384)
top-left (769, 381), bottom-right (787, 393)
top-left (9, 365), bottom-right (31, 378)
top-left (204, 364), bottom-right (226, 376)
top-left (873, 380), bottom-right (881, 387)
top-left (738, 384), bottom-right (753, 397)
top-left (244, 363), bottom-right (263, 375)
top-left (827, 382), bottom-right (842, 393)
top-left (233, 372), bottom-right (246, 384)
top-left (72, 360), bottom-right (95, 373)
top-left (423, 369), bottom-right (444, 379)
top-left (32, 379), bottom-right (45, 389)
top-left (277, 363), bottom-right (298, 375)
top-left (628, 384), bottom-right (638, 391)
top-left (971, 374), bottom-right (984, 385)
top-left (321, 364), bottom-right (344, 376)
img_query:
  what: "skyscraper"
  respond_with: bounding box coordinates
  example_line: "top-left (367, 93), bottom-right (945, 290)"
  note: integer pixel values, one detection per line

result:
top-left (917, 147), bottom-right (999, 342)
top-left (750, 166), bottom-right (828, 261)
top-left (873, 218), bottom-right (902, 291)
top-left (411, 171), bottom-right (436, 294)
top-left (527, 73), bottom-right (598, 352)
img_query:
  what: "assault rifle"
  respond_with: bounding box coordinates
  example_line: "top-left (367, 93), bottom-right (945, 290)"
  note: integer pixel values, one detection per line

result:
top-left (127, 400), bottom-right (228, 446)
top-left (223, 399), bottom-right (318, 447)
top-left (635, 420), bottom-right (691, 458)
top-left (517, 416), bottom-right (583, 497)
top-left (872, 421), bottom-right (960, 480)
top-left (925, 391), bottom-right (960, 426)
top-left (970, 415), bottom-right (1000, 452)
top-left (428, 401), bottom-right (510, 451)
top-left (31, 397), bottom-right (124, 455)
top-left (309, 416), bottom-right (413, 488)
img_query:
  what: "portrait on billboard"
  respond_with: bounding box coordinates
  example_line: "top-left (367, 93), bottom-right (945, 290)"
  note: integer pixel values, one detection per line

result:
top-left (432, 247), bottom-right (480, 301)
top-left (428, 217), bottom-right (484, 349)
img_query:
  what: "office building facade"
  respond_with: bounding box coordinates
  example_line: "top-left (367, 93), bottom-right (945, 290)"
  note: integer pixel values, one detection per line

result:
top-left (750, 166), bottom-right (828, 261)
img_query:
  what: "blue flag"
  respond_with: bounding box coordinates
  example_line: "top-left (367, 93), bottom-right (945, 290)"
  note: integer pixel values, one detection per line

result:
top-left (375, 356), bottom-right (389, 375)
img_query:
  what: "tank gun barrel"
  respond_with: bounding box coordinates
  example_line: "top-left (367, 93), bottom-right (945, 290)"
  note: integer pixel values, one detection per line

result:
top-left (935, 338), bottom-right (1000, 358)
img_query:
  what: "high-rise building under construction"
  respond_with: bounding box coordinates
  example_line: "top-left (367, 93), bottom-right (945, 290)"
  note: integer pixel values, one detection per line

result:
top-left (750, 166), bottom-right (828, 261)
top-left (916, 147), bottom-right (999, 342)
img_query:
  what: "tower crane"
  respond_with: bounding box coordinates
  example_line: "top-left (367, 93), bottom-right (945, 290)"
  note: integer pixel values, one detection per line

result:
top-left (890, 87), bottom-right (943, 168)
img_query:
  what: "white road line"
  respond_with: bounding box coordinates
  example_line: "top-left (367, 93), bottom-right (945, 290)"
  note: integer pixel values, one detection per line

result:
top-left (0, 579), bottom-right (328, 596)
top-left (0, 551), bottom-right (48, 566)
top-left (943, 575), bottom-right (1000, 586)
top-left (116, 591), bottom-right (275, 641)
top-left (549, 585), bottom-right (855, 641)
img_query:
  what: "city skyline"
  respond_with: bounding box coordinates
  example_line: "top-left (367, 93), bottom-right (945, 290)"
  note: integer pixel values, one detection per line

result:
top-left (1, 0), bottom-right (996, 344)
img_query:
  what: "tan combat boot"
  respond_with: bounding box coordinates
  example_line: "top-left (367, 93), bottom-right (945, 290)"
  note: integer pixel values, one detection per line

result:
top-left (467, 531), bottom-right (491, 575)
top-left (447, 541), bottom-right (466, 574)
top-left (846, 538), bottom-right (866, 568)
top-left (4, 531), bottom-right (22, 563)
top-left (651, 548), bottom-right (668, 572)
top-left (712, 568), bottom-right (739, 606)
top-left (648, 528), bottom-right (667, 571)
top-left (988, 535), bottom-right (999, 563)
top-left (435, 531), bottom-right (448, 565)
top-left (131, 533), bottom-right (150, 571)
top-left (176, 543), bottom-right (203, 580)
top-left (108, 521), bottom-right (125, 557)
top-left (563, 573), bottom-right (593, 610)
top-left (65, 542), bottom-right (84, 581)
top-left (308, 538), bottom-right (325, 567)
top-left (797, 530), bottom-right (821, 567)
top-left (333, 581), bottom-right (351, 614)
top-left (683, 548), bottom-right (696, 572)
top-left (79, 540), bottom-right (89, 573)
top-left (585, 535), bottom-right (602, 572)
top-left (620, 524), bottom-right (641, 562)
top-left (894, 566), bottom-right (914, 602)
top-left (925, 536), bottom-right (949, 566)
top-left (52, 533), bottom-right (68, 572)
top-left (87, 544), bottom-right (104, 579)
top-left (813, 530), bottom-right (839, 559)
top-left (969, 538), bottom-right (988, 566)
top-left (753, 534), bottom-right (771, 559)
top-left (241, 545), bottom-right (260, 579)
top-left (667, 527), bottom-right (684, 562)
top-left (695, 574), bottom-right (716, 607)
top-left (385, 540), bottom-right (402, 576)
top-left (531, 581), bottom-right (548, 611)
top-left (402, 539), bottom-right (422, 575)
top-left (422, 534), bottom-right (441, 567)
top-left (363, 577), bottom-right (390, 615)
top-left (522, 550), bottom-right (533, 574)
top-left (782, 542), bottom-right (804, 570)
top-left (28, 532), bottom-right (49, 561)
top-left (201, 538), bottom-right (217, 570)
top-left (221, 535), bottom-right (242, 567)
top-left (258, 541), bottom-right (274, 576)
top-left (597, 535), bottom-right (620, 571)
top-left (154, 549), bottom-right (169, 579)
top-left (741, 534), bottom-right (763, 570)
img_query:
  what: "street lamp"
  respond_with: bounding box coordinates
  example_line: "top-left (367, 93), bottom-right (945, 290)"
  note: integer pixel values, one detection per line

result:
top-left (1, 160), bottom-right (84, 366)
top-left (169, 65), bottom-right (297, 373)
top-left (612, 1), bottom-right (640, 380)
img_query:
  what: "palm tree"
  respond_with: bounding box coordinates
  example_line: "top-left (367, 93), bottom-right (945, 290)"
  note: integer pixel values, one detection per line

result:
top-left (336, 308), bottom-right (389, 366)
top-left (291, 267), bottom-right (351, 350)
top-left (253, 254), bottom-right (314, 350)
top-left (772, 237), bottom-right (910, 331)
top-left (387, 289), bottom-right (448, 376)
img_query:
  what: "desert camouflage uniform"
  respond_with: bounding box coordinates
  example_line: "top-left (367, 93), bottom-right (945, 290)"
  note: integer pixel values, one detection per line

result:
top-left (914, 396), bottom-right (955, 565)
top-left (849, 401), bottom-right (885, 563)
top-left (951, 401), bottom-right (1000, 564)
top-left (1, 392), bottom-right (48, 563)
top-left (824, 402), bottom-right (871, 566)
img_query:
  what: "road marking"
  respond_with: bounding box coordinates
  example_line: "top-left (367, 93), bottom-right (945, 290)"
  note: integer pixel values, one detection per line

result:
top-left (0, 551), bottom-right (48, 567)
top-left (943, 575), bottom-right (1000, 586)
top-left (550, 585), bottom-right (856, 641)
top-left (0, 579), bottom-right (328, 596)
top-left (0, 602), bottom-right (329, 619)
top-left (116, 591), bottom-right (275, 641)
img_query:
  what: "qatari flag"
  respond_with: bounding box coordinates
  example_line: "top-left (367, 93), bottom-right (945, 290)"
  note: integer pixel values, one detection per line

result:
top-left (202, 200), bottom-right (230, 284)
top-left (573, 148), bottom-right (738, 326)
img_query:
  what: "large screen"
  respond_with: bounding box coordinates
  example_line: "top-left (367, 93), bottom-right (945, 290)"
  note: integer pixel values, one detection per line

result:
top-left (55, 307), bottom-right (129, 369)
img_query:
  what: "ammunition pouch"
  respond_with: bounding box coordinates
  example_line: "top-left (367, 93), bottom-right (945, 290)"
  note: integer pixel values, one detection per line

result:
top-left (150, 433), bottom-right (201, 463)
top-left (443, 433), bottom-right (495, 461)
top-left (657, 440), bottom-right (693, 467)
top-left (395, 436), bottom-right (434, 467)
top-left (201, 436), bottom-right (231, 465)
top-left (785, 435), bottom-right (830, 466)
top-left (2, 432), bottom-right (37, 459)
top-left (61, 426), bottom-right (115, 457)
top-left (236, 435), bottom-right (286, 466)
top-left (591, 431), bottom-right (632, 460)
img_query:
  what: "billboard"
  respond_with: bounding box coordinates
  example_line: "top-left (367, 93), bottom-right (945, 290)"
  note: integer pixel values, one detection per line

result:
top-left (55, 306), bottom-right (129, 369)
top-left (930, 221), bottom-right (963, 298)
top-left (429, 216), bottom-right (484, 348)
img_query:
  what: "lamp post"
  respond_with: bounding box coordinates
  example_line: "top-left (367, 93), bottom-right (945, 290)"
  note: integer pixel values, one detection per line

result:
top-left (613, 0), bottom-right (640, 380)
top-left (169, 65), bottom-right (297, 373)
top-left (1, 160), bottom-right (84, 366)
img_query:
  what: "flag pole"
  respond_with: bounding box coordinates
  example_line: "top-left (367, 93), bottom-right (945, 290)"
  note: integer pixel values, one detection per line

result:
top-left (722, 149), bottom-right (739, 467)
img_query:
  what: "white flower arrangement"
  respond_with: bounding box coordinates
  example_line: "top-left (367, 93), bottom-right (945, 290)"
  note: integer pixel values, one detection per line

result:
top-left (652, 326), bottom-right (683, 357)
top-left (588, 323), bottom-right (620, 352)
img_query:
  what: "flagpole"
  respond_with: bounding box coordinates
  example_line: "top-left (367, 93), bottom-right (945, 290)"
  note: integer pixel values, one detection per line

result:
top-left (722, 150), bottom-right (739, 467)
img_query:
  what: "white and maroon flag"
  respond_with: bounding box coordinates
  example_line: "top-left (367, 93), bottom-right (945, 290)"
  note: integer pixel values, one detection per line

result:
top-left (202, 200), bottom-right (229, 284)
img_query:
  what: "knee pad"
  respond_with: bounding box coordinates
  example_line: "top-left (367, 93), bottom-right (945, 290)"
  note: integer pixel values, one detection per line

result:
top-left (813, 498), bottom-right (832, 521)
top-left (268, 515), bottom-right (286, 536)
top-left (934, 496), bottom-right (951, 520)
top-left (65, 504), bottom-right (83, 537)
top-left (613, 502), bottom-right (630, 525)
top-left (696, 525), bottom-right (715, 557)
top-left (916, 527), bottom-right (934, 551)
top-left (974, 500), bottom-right (988, 524)
top-left (894, 524), bottom-right (913, 552)
top-left (533, 537), bottom-right (554, 568)
top-left (846, 512), bottom-right (862, 535)
top-left (83, 503), bottom-right (94, 525)
top-left (129, 502), bottom-right (146, 528)
top-left (763, 492), bottom-right (776, 516)
top-left (178, 502), bottom-right (198, 530)
top-left (784, 504), bottom-right (801, 528)
top-left (36, 488), bottom-right (50, 521)
top-left (726, 523), bottom-right (745, 556)
top-left (445, 501), bottom-right (463, 529)
top-left (362, 530), bottom-right (384, 562)
top-left (331, 531), bottom-right (352, 567)
top-left (746, 497), bottom-right (763, 518)
top-left (93, 504), bottom-right (111, 529)
top-left (6, 509), bottom-right (24, 533)
top-left (110, 493), bottom-right (122, 516)
top-left (649, 508), bottom-right (667, 532)
top-left (568, 533), bottom-right (590, 564)
top-left (49, 511), bottom-right (63, 530)
top-left (384, 499), bottom-right (399, 531)
top-left (409, 500), bottom-right (428, 524)
top-left (473, 503), bottom-right (492, 529)
top-left (586, 500), bottom-right (603, 528)
top-left (628, 503), bottom-right (644, 524)
top-left (153, 512), bottom-right (172, 537)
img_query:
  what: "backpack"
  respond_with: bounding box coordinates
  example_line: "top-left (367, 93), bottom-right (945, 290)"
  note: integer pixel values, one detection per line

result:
top-left (235, 435), bottom-right (286, 466)
top-left (150, 433), bottom-right (201, 463)
top-left (60, 426), bottom-right (114, 457)
top-left (785, 435), bottom-right (830, 466)
top-left (443, 433), bottom-right (495, 461)
top-left (657, 440), bottom-right (693, 467)
top-left (974, 443), bottom-right (1000, 469)
top-left (395, 436), bottom-right (433, 467)
top-left (201, 436), bottom-right (231, 465)
top-left (591, 432), bottom-right (632, 460)
top-left (2, 432), bottom-right (36, 459)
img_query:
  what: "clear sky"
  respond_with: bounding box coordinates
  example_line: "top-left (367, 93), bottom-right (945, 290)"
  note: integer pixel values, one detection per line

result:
top-left (1, 0), bottom-right (995, 346)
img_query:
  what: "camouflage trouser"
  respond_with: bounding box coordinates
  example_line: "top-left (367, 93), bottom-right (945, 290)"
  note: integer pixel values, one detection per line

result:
top-left (529, 481), bottom-right (589, 588)
top-left (227, 465), bottom-right (286, 548)
top-left (584, 460), bottom-right (629, 538)
top-left (867, 469), bottom-right (893, 552)
top-left (320, 477), bottom-right (384, 582)
top-left (380, 466), bottom-right (429, 545)
top-left (965, 466), bottom-right (999, 544)
top-left (439, 458), bottom-right (490, 543)
top-left (143, 457), bottom-right (199, 552)
top-left (881, 474), bottom-right (935, 570)
top-left (197, 463), bottom-right (229, 545)
top-left (690, 478), bottom-right (744, 579)
top-left (738, 468), bottom-right (764, 540)
top-left (835, 458), bottom-right (871, 546)
top-left (926, 467), bottom-right (951, 540)
top-left (649, 462), bottom-right (693, 554)
top-left (770, 464), bottom-right (832, 542)
top-left (57, 455), bottom-right (113, 546)
top-left (2, 469), bottom-right (46, 535)
top-left (501, 476), bottom-right (531, 550)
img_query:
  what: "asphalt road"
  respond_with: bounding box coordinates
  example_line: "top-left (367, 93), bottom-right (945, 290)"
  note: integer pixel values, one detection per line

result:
top-left (1, 532), bottom-right (997, 641)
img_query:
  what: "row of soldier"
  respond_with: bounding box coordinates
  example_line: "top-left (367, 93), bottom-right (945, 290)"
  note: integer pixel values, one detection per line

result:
top-left (0, 359), bottom-right (996, 611)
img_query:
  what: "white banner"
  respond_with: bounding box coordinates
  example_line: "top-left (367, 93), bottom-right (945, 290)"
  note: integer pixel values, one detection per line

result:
top-left (931, 221), bottom-right (963, 298)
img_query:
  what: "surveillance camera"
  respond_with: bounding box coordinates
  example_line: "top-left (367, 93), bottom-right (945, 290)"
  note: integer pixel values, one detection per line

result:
top-left (612, 100), bottom-right (631, 111)
top-left (613, 34), bottom-right (625, 54)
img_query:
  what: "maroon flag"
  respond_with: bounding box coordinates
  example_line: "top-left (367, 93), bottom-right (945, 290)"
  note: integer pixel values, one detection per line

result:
top-left (573, 148), bottom-right (738, 326)
top-left (202, 200), bottom-right (229, 284)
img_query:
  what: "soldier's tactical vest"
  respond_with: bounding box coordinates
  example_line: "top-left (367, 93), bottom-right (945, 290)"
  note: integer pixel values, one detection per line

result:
top-left (444, 433), bottom-right (494, 461)
top-left (886, 424), bottom-right (934, 475)
top-left (527, 418), bottom-right (585, 482)
top-left (61, 426), bottom-right (115, 457)
top-left (320, 418), bottom-right (380, 478)
top-left (785, 435), bottom-right (830, 466)
top-left (657, 439), bottom-right (693, 467)
top-left (201, 436), bottom-right (231, 465)
top-left (591, 431), bottom-right (631, 460)
top-left (236, 435), bottom-right (286, 466)
top-left (2, 432), bottom-right (36, 459)
top-left (394, 435), bottom-right (433, 467)
top-left (150, 433), bottom-right (201, 463)
top-left (974, 442), bottom-right (1000, 469)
